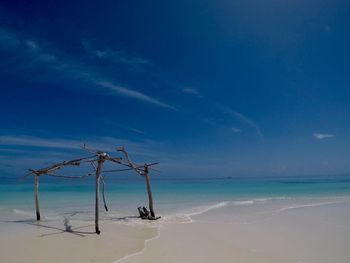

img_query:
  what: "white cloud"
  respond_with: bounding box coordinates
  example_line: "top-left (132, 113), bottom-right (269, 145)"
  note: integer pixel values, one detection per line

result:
top-left (98, 81), bottom-right (177, 110)
top-left (314, 133), bottom-right (334, 140)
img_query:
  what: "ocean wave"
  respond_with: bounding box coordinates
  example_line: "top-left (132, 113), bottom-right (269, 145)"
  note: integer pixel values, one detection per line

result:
top-left (161, 198), bottom-right (287, 224)
top-left (231, 196), bottom-right (291, 206)
top-left (152, 201), bottom-right (231, 225)
top-left (233, 200), bottom-right (255, 205)
top-left (186, 201), bottom-right (230, 217)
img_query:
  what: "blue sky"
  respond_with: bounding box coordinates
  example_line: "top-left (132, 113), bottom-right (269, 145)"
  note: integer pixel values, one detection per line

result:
top-left (0, 0), bottom-right (350, 178)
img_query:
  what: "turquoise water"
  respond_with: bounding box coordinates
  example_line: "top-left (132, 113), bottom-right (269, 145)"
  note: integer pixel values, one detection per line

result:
top-left (1, 175), bottom-right (350, 218)
top-left (1, 175), bottom-right (350, 261)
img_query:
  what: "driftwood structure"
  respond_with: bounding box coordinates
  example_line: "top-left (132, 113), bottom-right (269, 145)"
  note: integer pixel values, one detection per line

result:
top-left (25, 146), bottom-right (160, 234)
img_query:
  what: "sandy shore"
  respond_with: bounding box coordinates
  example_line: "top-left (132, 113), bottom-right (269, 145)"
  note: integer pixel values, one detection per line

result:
top-left (0, 220), bottom-right (157, 263)
top-left (119, 198), bottom-right (350, 263)
top-left (1, 197), bottom-right (350, 263)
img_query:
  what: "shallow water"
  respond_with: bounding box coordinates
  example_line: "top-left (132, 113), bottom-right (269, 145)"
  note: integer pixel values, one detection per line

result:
top-left (1, 174), bottom-right (350, 223)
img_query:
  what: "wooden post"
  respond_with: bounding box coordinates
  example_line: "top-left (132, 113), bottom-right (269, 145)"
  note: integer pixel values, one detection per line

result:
top-left (144, 165), bottom-right (155, 218)
top-left (34, 174), bottom-right (40, 220)
top-left (95, 154), bottom-right (105, 234)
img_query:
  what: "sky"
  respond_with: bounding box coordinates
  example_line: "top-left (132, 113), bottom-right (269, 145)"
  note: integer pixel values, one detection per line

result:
top-left (0, 0), bottom-right (350, 178)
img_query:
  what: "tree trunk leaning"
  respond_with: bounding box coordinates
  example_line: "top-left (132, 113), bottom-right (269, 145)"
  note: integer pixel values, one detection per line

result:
top-left (34, 174), bottom-right (40, 220)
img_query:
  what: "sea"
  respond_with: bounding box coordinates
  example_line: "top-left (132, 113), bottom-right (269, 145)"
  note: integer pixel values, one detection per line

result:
top-left (1, 174), bottom-right (350, 225)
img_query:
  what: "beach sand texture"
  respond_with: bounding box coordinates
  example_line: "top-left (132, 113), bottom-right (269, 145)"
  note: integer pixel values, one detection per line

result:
top-left (1, 197), bottom-right (350, 263)
top-left (0, 221), bottom-right (157, 263)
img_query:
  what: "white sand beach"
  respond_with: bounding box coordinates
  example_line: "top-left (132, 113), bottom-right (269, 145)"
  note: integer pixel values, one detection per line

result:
top-left (1, 197), bottom-right (350, 263)
top-left (119, 197), bottom-right (350, 263)
top-left (0, 220), bottom-right (157, 263)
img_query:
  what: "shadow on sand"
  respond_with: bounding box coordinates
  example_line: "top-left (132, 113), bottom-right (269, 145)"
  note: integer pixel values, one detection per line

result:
top-left (1, 214), bottom-right (141, 237)
top-left (1, 218), bottom-right (95, 237)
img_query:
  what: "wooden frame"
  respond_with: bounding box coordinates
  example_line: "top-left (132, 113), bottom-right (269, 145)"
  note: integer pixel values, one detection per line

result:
top-left (25, 147), bottom-right (160, 234)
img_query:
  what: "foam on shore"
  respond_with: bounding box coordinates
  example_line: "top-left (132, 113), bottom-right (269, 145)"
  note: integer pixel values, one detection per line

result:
top-left (112, 196), bottom-right (350, 263)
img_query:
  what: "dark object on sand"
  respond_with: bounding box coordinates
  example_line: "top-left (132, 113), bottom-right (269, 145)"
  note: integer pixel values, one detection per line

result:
top-left (138, 206), bottom-right (161, 220)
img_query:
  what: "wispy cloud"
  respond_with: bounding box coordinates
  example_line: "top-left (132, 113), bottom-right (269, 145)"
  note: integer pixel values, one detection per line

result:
top-left (0, 135), bottom-right (153, 174)
top-left (82, 41), bottom-right (150, 68)
top-left (0, 27), bottom-right (174, 111)
top-left (130, 128), bottom-right (146, 135)
top-left (100, 121), bottom-right (146, 136)
top-left (98, 81), bottom-right (177, 110)
top-left (182, 87), bottom-right (203, 98)
top-left (226, 108), bottom-right (263, 139)
top-left (314, 133), bottom-right (334, 140)
top-left (181, 86), bottom-right (263, 138)
top-left (0, 27), bottom-right (79, 75)
top-left (0, 135), bottom-right (162, 158)
top-left (0, 135), bottom-right (82, 150)
top-left (0, 134), bottom-right (220, 178)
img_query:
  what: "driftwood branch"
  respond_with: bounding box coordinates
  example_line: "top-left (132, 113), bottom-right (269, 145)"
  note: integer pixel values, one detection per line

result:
top-left (117, 147), bottom-right (159, 219)
top-left (117, 147), bottom-right (144, 176)
top-left (100, 175), bottom-right (108, 212)
top-left (143, 165), bottom-right (156, 218)
top-left (46, 173), bottom-right (94, 179)
top-left (34, 174), bottom-right (40, 220)
top-left (94, 152), bottom-right (107, 234)
top-left (26, 146), bottom-right (160, 234)
top-left (27, 155), bottom-right (96, 177)
top-left (138, 206), bottom-right (161, 220)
